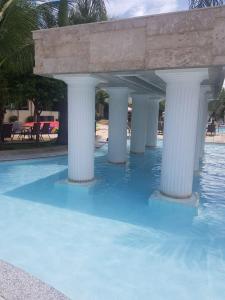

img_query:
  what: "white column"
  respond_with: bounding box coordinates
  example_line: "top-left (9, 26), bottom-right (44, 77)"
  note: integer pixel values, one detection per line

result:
top-left (156, 69), bottom-right (208, 201)
top-left (146, 98), bottom-right (160, 147)
top-left (55, 75), bottom-right (101, 182)
top-left (130, 95), bottom-right (148, 154)
top-left (194, 86), bottom-right (210, 171)
top-left (107, 87), bottom-right (129, 163)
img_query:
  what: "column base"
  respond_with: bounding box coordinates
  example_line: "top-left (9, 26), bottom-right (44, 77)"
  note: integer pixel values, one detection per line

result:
top-left (130, 151), bottom-right (145, 154)
top-left (55, 178), bottom-right (97, 187)
top-left (68, 177), bottom-right (95, 184)
top-left (149, 190), bottom-right (199, 207)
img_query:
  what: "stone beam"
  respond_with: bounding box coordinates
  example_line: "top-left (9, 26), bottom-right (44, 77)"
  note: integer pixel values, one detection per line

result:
top-left (33, 6), bottom-right (225, 76)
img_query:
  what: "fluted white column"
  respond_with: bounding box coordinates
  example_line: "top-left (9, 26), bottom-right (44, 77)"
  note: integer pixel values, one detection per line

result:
top-left (55, 75), bottom-right (101, 182)
top-left (146, 98), bottom-right (160, 147)
top-left (107, 87), bottom-right (129, 163)
top-left (194, 86), bottom-right (210, 171)
top-left (156, 69), bottom-right (208, 201)
top-left (130, 95), bottom-right (148, 154)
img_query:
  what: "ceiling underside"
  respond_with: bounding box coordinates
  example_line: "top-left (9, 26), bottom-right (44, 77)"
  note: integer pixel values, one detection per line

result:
top-left (97, 70), bottom-right (166, 98)
top-left (96, 67), bottom-right (224, 100)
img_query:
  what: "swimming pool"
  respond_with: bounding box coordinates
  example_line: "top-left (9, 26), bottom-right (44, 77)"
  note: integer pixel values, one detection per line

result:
top-left (0, 141), bottom-right (225, 299)
top-left (218, 126), bottom-right (225, 134)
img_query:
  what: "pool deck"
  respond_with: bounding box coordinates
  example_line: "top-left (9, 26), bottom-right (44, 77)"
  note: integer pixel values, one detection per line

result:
top-left (0, 136), bottom-right (107, 162)
top-left (96, 122), bottom-right (225, 144)
top-left (0, 123), bottom-right (224, 162)
top-left (157, 134), bottom-right (225, 144)
top-left (0, 145), bottom-right (68, 162)
top-left (0, 260), bottom-right (69, 300)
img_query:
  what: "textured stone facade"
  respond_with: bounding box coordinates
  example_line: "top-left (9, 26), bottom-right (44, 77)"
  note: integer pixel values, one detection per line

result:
top-left (33, 6), bottom-right (225, 76)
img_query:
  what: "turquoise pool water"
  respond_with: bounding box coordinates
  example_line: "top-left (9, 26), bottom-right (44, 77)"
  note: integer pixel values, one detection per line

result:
top-left (0, 141), bottom-right (225, 299)
top-left (218, 126), bottom-right (225, 134)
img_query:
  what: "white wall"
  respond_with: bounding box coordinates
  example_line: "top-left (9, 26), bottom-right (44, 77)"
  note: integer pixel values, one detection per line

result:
top-left (4, 109), bottom-right (59, 123)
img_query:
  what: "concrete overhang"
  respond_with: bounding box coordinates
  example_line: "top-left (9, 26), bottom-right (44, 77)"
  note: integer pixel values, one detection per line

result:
top-left (33, 6), bottom-right (225, 97)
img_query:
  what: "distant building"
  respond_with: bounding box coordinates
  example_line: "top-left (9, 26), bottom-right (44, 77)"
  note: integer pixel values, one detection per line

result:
top-left (4, 100), bottom-right (58, 123)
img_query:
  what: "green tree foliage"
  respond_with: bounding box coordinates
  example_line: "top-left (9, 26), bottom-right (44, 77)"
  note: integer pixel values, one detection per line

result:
top-left (35, 0), bottom-right (108, 144)
top-left (0, 0), bottom-right (36, 72)
top-left (189, 1), bottom-right (225, 121)
top-left (159, 100), bottom-right (165, 113)
top-left (69, 0), bottom-right (107, 24)
top-left (11, 74), bottom-right (67, 142)
top-left (0, 0), bottom-right (108, 144)
top-left (58, 0), bottom-right (69, 26)
top-left (96, 89), bottom-right (108, 104)
top-left (95, 89), bottom-right (109, 120)
top-left (0, 0), bottom-right (36, 138)
top-left (0, 75), bottom-right (9, 129)
top-left (189, 0), bottom-right (224, 9)
top-left (38, 0), bottom-right (107, 28)
top-left (37, 1), bottom-right (58, 29)
top-left (208, 88), bottom-right (225, 120)
top-left (16, 75), bottom-right (66, 119)
top-left (217, 88), bottom-right (225, 119)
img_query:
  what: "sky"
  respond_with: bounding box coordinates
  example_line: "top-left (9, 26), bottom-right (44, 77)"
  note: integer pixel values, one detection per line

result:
top-left (106, 0), bottom-right (189, 19)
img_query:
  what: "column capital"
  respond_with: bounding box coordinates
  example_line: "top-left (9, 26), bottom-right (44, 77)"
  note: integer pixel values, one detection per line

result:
top-left (107, 86), bottom-right (129, 91)
top-left (206, 92), bottom-right (213, 103)
top-left (131, 94), bottom-right (149, 101)
top-left (53, 74), bottom-right (104, 87)
top-left (200, 84), bottom-right (211, 92)
top-left (156, 68), bottom-right (208, 85)
top-left (148, 95), bottom-right (163, 103)
top-left (199, 85), bottom-right (211, 104)
top-left (107, 86), bottom-right (129, 95)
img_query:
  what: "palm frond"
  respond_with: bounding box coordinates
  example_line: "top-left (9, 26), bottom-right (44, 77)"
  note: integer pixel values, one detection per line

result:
top-left (69, 0), bottom-right (107, 25)
top-left (189, 0), bottom-right (224, 8)
top-left (0, 0), bottom-right (36, 73)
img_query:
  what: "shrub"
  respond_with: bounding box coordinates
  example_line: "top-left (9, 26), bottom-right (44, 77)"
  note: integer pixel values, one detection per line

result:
top-left (8, 115), bottom-right (18, 123)
top-left (26, 116), bottom-right (34, 122)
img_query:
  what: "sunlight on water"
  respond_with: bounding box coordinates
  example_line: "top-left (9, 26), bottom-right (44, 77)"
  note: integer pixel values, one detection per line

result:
top-left (0, 141), bottom-right (225, 299)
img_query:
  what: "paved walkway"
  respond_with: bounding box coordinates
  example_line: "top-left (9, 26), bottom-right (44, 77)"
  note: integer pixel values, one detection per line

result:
top-left (157, 133), bottom-right (225, 144)
top-left (1, 123), bottom-right (224, 162)
top-left (0, 260), bottom-right (69, 300)
top-left (205, 134), bottom-right (225, 143)
top-left (0, 146), bottom-right (68, 162)
top-left (0, 136), bottom-right (107, 162)
top-left (97, 123), bottom-right (225, 144)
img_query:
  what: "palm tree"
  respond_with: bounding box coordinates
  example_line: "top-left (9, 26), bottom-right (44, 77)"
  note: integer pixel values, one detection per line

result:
top-left (0, 0), bottom-right (36, 72)
top-left (39, 0), bottom-right (107, 28)
top-left (0, 0), bottom-right (107, 143)
top-left (0, 0), bottom-right (36, 135)
top-left (69, 0), bottom-right (107, 24)
top-left (58, 0), bottom-right (69, 26)
top-left (41, 0), bottom-right (107, 144)
top-left (189, 0), bottom-right (224, 8)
